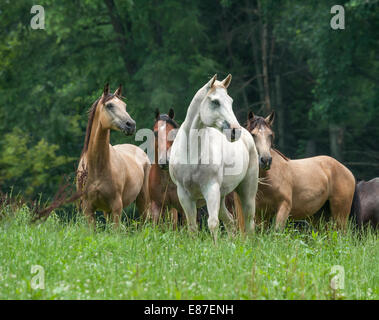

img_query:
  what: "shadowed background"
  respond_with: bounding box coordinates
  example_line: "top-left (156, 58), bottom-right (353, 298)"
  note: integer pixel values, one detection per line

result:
top-left (0, 0), bottom-right (378, 200)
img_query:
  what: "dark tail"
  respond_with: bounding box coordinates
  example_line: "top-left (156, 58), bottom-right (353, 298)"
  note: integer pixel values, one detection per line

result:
top-left (350, 181), bottom-right (362, 228)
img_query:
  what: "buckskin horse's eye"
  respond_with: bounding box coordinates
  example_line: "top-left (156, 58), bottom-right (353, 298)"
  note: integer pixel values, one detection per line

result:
top-left (106, 103), bottom-right (114, 109)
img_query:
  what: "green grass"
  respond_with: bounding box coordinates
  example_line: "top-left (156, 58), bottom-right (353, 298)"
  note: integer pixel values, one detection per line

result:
top-left (0, 206), bottom-right (378, 300)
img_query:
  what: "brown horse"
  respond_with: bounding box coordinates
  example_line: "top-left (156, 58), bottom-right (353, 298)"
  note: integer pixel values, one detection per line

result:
top-left (244, 111), bottom-right (358, 230)
top-left (149, 108), bottom-right (183, 225)
top-left (355, 178), bottom-right (379, 228)
top-left (76, 84), bottom-right (150, 228)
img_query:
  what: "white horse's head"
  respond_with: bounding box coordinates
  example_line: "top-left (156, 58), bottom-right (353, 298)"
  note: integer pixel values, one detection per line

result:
top-left (199, 74), bottom-right (241, 142)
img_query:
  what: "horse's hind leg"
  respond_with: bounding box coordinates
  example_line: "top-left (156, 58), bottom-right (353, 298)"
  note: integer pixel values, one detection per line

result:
top-left (177, 185), bottom-right (198, 233)
top-left (136, 164), bottom-right (151, 222)
top-left (235, 188), bottom-right (256, 235)
top-left (111, 197), bottom-right (123, 230)
top-left (150, 200), bottom-right (160, 224)
top-left (329, 197), bottom-right (351, 230)
top-left (274, 201), bottom-right (291, 230)
top-left (170, 208), bottom-right (178, 230)
top-left (236, 174), bottom-right (258, 235)
top-left (219, 196), bottom-right (236, 236)
top-left (83, 205), bottom-right (96, 231)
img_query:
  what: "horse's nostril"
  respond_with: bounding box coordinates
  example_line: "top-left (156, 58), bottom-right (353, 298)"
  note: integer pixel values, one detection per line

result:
top-left (125, 121), bottom-right (136, 130)
top-left (231, 128), bottom-right (236, 140)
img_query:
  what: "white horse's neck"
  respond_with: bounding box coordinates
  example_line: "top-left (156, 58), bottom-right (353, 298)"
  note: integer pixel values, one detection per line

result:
top-left (181, 85), bottom-right (208, 133)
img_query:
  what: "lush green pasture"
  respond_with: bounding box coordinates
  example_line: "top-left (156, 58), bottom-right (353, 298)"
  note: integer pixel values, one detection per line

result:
top-left (0, 206), bottom-right (378, 300)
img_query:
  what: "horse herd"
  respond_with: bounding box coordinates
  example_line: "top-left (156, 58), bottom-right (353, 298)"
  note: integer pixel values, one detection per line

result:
top-left (75, 75), bottom-right (378, 240)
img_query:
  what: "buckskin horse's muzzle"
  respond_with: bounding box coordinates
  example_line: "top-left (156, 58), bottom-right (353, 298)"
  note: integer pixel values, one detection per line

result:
top-left (259, 155), bottom-right (272, 170)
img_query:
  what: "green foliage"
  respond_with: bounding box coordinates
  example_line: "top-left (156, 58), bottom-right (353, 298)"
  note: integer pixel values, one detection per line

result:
top-left (0, 128), bottom-right (74, 196)
top-left (0, 0), bottom-right (378, 199)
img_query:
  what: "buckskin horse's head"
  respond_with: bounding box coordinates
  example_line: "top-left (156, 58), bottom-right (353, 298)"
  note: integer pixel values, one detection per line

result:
top-left (98, 83), bottom-right (136, 135)
top-left (153, 108), bottom-right (179, 170)
top-left (246, 111), bottom-right (275, 170)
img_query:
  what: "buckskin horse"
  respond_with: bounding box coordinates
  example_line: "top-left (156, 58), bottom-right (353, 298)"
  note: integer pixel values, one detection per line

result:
top-left (169, 74), bottom-right (259, 241)
top-left (149, 108), bottom-right (184, 226)
top-left (244, 111), bottom-right (359, 230)
top-left (76, 84), bottom-right (150, 229)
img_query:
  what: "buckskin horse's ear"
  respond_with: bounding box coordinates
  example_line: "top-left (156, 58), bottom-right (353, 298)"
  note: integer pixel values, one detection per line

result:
top-left (168, 108), bottom-right (175, 119)
top-left (221, 74), bottom-right (232, 89)
top-left (248, 111), bottom-right (255, 121)
top-left (103, 83), bottom-right (110, 96)
top-left (155, 108), bottom-right (160, 120)
top-left (207, 74), bottom-right (217, 90)
top-left (114, 84), bottom-right (122, 97)
top-left (265, 111), bottom-right (275, 126)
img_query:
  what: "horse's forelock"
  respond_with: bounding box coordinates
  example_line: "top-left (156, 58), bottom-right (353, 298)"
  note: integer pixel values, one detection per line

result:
top-left (154, 114), bottom-right (179, 129)
top-left (247, 116), bottom-right (269, 132)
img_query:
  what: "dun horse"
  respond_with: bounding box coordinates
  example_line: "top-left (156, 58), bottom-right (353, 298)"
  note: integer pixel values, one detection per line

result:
top-left (245, 111), bottom-right (359, 229)
top-left (355, 178), bottom-right (379, 228)
top-left (169, 74), bottom-right (259, 241)
top-left (149, 108), bottom-right (183, 225)
top-left (76, 84), bottom-right (150, 228)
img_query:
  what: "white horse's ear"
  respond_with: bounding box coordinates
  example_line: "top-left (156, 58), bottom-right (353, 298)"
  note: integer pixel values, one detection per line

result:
top-left (207, 74), bottom-right (217, 90)
top-left (221, 74), bottom-right (232, 89)
top-left (265, 111), bottom-right (275, 126)
top-left (114, 84), bottom-right (122, 96)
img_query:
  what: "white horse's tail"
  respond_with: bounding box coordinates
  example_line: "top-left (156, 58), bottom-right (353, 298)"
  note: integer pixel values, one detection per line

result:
top-left (233, 192), bottom-right (245, 232)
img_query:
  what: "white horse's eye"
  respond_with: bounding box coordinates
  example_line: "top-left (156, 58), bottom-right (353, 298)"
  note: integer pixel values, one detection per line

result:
top-left (212, 99), bottom-right (220, 107)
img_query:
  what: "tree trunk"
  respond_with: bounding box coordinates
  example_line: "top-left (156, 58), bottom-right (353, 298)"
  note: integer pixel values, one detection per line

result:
top-left (104, 0), bottom-right (136, 75)
top-left (275, 75), bottom-right (285, 150)
top-left (305, 139), bottom-right (317, 157)
top-left (246, 0), bottom-right (264, 106)
top-left (261, 21), bottom-right (271, 113)
top-left (329, 124), bottom-right (344, 161)
top-left (257, 0), bottom-right (271, 113)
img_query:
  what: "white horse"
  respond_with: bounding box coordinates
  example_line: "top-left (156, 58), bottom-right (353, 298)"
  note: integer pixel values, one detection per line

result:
top-left (169, 74), bottom-right (259, 240)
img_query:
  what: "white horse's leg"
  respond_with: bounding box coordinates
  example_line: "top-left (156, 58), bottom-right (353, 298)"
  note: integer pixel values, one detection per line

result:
top-left (238, 190), bottom-right (256, 235)
top-left (236, 176), bottom-right (258, 235)
top-left (219, 196), bottom-right (236, 236)
top-left (202, 182), bottom-right (221, 243)
top-left (177, 185), bottom-right (198, 233)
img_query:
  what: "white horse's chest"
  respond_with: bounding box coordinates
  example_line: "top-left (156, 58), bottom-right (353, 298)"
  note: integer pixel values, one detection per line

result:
top-left (170, 128), bottom-right (249, 197)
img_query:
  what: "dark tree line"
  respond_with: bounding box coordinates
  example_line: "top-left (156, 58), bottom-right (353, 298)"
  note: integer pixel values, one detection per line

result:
top-left (0, 0), bottom-right (378, 199)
